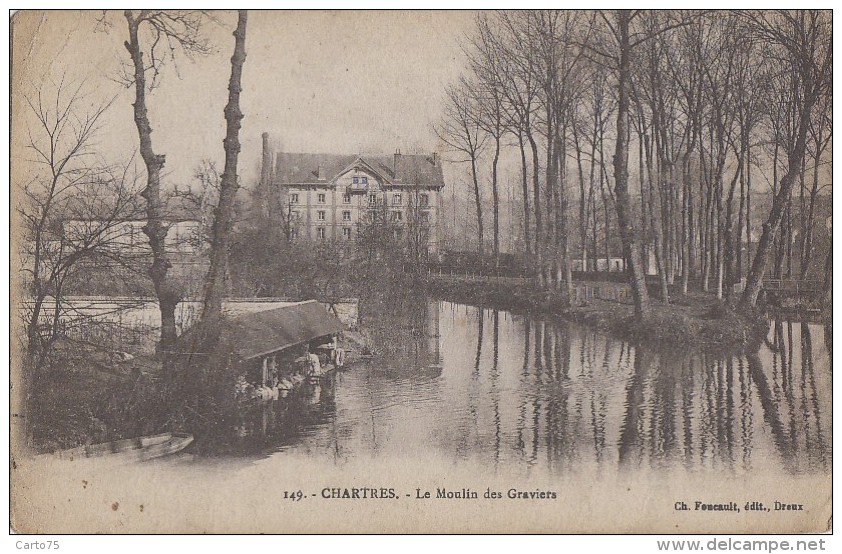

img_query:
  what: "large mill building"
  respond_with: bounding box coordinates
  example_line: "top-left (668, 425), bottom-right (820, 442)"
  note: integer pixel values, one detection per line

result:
top-left (255, 133), bottom-right (445, 253)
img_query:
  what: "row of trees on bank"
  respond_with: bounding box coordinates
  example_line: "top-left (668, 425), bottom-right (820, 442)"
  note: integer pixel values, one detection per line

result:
top-left (438, 10), bottom-right (831, 319)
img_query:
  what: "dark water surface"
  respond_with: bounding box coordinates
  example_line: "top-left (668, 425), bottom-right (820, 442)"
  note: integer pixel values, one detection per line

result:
top-left (202, 301), bottom-right (832, 478)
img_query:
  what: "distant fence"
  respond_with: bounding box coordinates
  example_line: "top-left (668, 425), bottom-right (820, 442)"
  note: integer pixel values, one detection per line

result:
top-left (761, 279), bottom-right (824, 294)
top-left (425, 269), bottom-right (632, 304)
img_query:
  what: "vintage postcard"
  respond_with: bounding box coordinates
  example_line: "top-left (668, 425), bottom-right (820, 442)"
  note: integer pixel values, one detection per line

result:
top-left (9, 10), bottom-right (832, 534)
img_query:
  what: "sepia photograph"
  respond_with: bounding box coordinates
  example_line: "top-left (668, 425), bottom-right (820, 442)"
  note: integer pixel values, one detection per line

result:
top-left (8, 8), bottom-right (833, 536)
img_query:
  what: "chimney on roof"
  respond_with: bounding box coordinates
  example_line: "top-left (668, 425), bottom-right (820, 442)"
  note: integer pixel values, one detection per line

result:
top-left (432, 152), bottom-right (438, 166)
top-left (394, 149), bottom-right (402, 176)
top-left (317, 164), bottom-right (326, 180)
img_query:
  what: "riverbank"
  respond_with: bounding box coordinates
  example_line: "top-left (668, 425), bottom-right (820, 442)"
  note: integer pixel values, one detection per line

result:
top-left (25, 339), bottom-right (166, 454)
top-left (425, 276), bottom-right (770, 352)
top-left (26, 327), bottom-right (374, 455)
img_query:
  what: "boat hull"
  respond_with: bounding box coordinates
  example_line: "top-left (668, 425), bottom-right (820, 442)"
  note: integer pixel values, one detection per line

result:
top-left (39, 432), bottom-right (193, 464)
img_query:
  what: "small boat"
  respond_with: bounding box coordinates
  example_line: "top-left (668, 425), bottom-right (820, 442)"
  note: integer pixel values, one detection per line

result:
top-left (39, 432), bottom-right (193, 464)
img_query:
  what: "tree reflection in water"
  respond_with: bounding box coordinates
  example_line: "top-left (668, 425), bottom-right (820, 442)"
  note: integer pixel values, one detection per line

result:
top-left (200, 302), bottom-right (831, 478)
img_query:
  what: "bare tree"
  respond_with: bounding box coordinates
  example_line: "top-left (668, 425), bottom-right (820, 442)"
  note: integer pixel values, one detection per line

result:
top-left (468, 14), bottom-right (510, 268)
top-left (121, 10), bottom-right (211, 350)
top-left (581, 10), bottom-right (700, 319)
top-left (435, 78), bottom-right (488, 258)
top-left (18, 82), bottom-right (140, 364)
top-left (201, 10), bottom-right (248, 322)
top-left (739, 10), bottom-right (831, 308)
top-left (496, 12), bottom-right (542, 257)
top-left (798, 92), bottom-right (831, 279)
top-left (590, 10), bottom-right (653, 319)
top-left (170, 159), bottom-right (222, 249)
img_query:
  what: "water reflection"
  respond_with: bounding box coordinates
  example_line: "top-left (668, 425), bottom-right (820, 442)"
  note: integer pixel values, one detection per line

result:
top-left (205, 301), bottom-right (831, 478)
top-left (230, 375), bottom-right (337, 454)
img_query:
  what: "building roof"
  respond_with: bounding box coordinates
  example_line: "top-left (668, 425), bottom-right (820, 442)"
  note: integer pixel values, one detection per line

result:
top-left (181, 300), bottom-right (346, 362)
top-left (272, 152), bottom-right (444, 188)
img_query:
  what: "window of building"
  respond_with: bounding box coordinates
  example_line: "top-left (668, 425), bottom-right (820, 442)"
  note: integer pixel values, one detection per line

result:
top-left (352, 177), bottom-right (359, 184)
top-left (392, 211), bottom-right (403, 222)
top-left (361, 176), bottom-right (368, 185)
top-left (342, 211), bottom-right (351, 221)
top-left (343, 193), bottom-right (351, 204)
top-left (317, 227), bottom-right (326, 240)
top-left (290, 228), bottom-right (299, 239)
top-left (317, 193), bottom-right (326, 204)
top-left (393, 193), bottom-right (402, 206)
top-left (317, 210), bottom-right (326, 221)
top-left (394, 228), bottom-right (404, 240)
top-left (290, 210), bottom-right (299, 221)
top-left (369, 194), bottom-right (377, 205)
top-left (420, 211), bottom-right (430, 223)
top-left (420, 193), bottom-right (429, 207)
top-left (342, 227), bottom-right (352, 240)
top-left (290, 193), bottom-right (299, 204)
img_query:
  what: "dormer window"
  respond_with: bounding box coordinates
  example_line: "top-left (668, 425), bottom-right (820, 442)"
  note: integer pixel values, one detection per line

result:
top-left (353, 177), bottom-right (359, 184)
top-left (361, 177), bottom-right (368, 185)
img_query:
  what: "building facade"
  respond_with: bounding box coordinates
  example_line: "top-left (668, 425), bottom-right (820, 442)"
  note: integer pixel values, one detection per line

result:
top-left (257, 133), bottom-right (445, 253)
top-left (57, 217), bottom-right (206, 296)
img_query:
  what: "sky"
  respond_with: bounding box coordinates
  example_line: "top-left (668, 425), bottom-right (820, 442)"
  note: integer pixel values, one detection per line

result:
top-left (11, 10), bottom-right (476, 189)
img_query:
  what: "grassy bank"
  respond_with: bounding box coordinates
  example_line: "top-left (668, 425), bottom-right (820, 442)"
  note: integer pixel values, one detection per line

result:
top-left (425, 276), bottom-right (770, 352)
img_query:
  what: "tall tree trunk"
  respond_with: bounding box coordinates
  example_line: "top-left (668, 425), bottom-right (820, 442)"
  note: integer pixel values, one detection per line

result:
top-left (821, 249), bottom-right (831, 307)
top-left (573, 123), bottom-right (588, 274)
top-left (545, 107), bottom-right (556, 289)
top-left (736, 133), bottom-right (747, 284)
top-left (527, 131), bottom-right (544, 287)
top-left (638, 118), bottom-right (650, 276)
top-left (202, 10), bottom-right (248, 322)
top-left (556, 124), bottom-right (572, 302)
top-left (802, 122), bottom-right (830, 280)
top-left (599, 127), bottom-right (612, 272)
top-left (723, 145), bottom-right (744, 300)
top-left (800, 150), bottom-right (821, 279)
top-left (124, 12), bottom-right (179, 351)
top-left (680, 156), bottom-right (691, 295)
top-left (517, 132), bottom-right (532, 255)
top-left (613, 12), bottom-right (650, 320)
top-left (491, 134), bottom-right (501, 268)
top-left (741, 98), bottom-right (816, 308)
top-left (643, 129), bottom-right (669, 304)
top-left (699, 135), bottom-right (710, 292)
top-left (470, 157), bottom-right (484, 259)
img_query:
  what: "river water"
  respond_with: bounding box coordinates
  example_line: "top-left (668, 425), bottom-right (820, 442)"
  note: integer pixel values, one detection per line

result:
top-left (19, 300), bottom-right (832, 533)
top-left (216, 300), bottom-right (832, 478)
